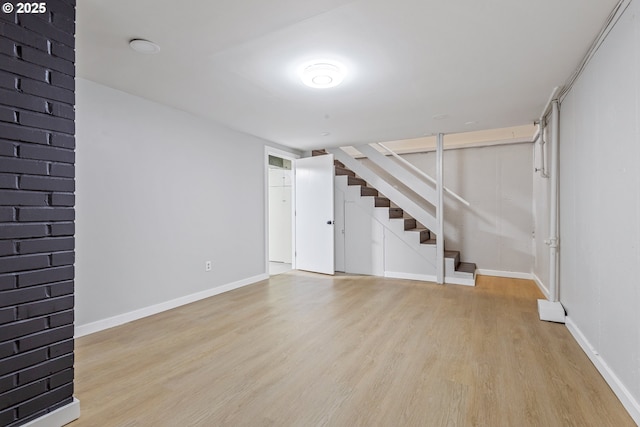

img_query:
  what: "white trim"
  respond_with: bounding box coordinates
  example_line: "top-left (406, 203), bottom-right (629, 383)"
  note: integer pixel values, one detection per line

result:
top-left (531, 272), bottom-right (551, 300)
top-left (266, 146), bottom-right (300, 161)
top-left (566, 317), bottom-right (640, 425)
top-left (413, 137), bottom-right (534, 153)
top-left (385, 271), bottom-right (437, 283)
top-left (385, 271), bottom-right (475, 286)
top-left (350, 138), bottom-right (534, 158)
top-left (476, 269), bottom-right (533, 280)
top-left (22, 398), bottom-right (80, 427)
top-left (445, 276), bottom-right (476, 287)
top-left (75, 274), bottom-right (269, 337)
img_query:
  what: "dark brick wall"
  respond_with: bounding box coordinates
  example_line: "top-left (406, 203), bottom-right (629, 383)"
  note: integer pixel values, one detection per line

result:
top-left (0, 1), bottom-right (76, 425)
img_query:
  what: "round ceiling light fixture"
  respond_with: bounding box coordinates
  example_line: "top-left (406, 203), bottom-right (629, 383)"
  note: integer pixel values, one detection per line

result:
top-left (129, 39), bottom-right (161, 54)
top-left (299, 59), bottom-right (346, 89)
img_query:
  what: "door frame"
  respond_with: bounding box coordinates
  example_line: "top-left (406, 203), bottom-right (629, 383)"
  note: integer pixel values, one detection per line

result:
top-left (264, 146), bottom-right (300, 274)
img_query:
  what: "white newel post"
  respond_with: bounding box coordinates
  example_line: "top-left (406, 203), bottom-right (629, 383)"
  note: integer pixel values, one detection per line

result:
top-left (436, 133), bottom-right (445, 284)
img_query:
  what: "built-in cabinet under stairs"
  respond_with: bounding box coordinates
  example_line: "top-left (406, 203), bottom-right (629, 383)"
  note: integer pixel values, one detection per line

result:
top-left (313, 149), bottom-right (476, 286)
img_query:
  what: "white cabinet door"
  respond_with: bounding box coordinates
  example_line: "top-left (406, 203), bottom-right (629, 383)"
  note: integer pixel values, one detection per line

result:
top-left (345, 201), bottom-right (384, 276)
top-left (269, 185), bottom-right (292, 263)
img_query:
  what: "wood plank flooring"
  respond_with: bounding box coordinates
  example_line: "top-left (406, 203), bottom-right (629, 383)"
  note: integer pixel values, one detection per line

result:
top-left (70, 273), bottom-right (635, 426)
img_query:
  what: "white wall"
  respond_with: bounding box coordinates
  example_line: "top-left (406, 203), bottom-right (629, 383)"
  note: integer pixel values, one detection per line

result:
top-left (75, 79), bottom-right (294, 330)
top-left (557, 0), bottom-right (640, 421)
top-left (402, 143), bottom-right (534, 274)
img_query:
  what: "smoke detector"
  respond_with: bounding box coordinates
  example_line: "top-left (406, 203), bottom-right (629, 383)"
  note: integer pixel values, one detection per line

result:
top-left (129, 39), bottom-right (161, 54)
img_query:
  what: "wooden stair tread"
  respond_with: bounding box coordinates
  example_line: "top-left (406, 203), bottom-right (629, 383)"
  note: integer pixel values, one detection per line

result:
top-left (456, 262), bottom-right (477, 274)
top-left (421, 239), bottom-right (437, 245)
top-left (389, 208), bottom-right (403, 218)
top-left (404, 218), bottom-right (416, 230)
top-left (410, 228), bottom-right (431, 243)
top-left (361, 187), bottom-right (378, 196)
top-left (375, 197), bottom-right (391, 207)
top-left (335, 166), bottom-right (355, 177)
top-left (348, 176), bottom-right (367, 186)
top-left (312, 149), bottom-right (328, 156)
top-left (445, 250), bottom-right (460, 268)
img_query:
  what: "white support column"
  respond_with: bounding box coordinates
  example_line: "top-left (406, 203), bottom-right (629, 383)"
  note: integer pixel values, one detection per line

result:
top-left (537, 99), bottom-right (565, 323)
top-left (436, 133), bottom-right (444, 284)
top-left (549, 100), bottom-right (560, 302)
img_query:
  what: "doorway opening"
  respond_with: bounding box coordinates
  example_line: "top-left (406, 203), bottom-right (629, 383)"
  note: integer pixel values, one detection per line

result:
top-left (265, 148), bottom-right (298, 276)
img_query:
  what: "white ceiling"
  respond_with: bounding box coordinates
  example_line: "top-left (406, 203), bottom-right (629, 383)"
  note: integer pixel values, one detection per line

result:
top-left (76, 0), bottom-right (618, 151)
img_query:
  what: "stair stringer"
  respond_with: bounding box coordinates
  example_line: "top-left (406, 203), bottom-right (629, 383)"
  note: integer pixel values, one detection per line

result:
top-left (328, 148), bottom-right (437, 232)
top-left (356, 144), bottom-right (437, 205)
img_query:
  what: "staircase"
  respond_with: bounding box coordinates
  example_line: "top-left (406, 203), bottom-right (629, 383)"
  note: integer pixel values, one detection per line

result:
top-left (313, 148), bottom-right (476, 285)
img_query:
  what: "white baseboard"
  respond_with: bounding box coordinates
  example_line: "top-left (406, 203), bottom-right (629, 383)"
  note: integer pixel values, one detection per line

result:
top-left (531, 272), bottom-right (551, 299)
top-left (385, 271), bottom-right (479, 286)
top-left (476, 269), bottom-right (533, 280)
top-left (384, 271), bottom-right (475, 287)
top-left (566, 317), bottom-right (640, 425)
top-left (75, 274), bottom-right (269, 337)
top-left (445, 276), bottom-right (476, 286)
top-left (384, 271), bottom-right (437, 283)
top-left (22, 398), bottom-right (80, 427)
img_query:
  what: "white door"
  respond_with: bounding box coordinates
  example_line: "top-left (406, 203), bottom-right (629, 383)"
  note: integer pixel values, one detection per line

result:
top-left (295, 155), bottom-right (335, 275)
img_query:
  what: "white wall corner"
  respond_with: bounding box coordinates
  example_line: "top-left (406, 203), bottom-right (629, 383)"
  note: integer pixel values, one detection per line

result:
top-left (566, 317), bottom-right (640, 425)
top-left (22, 398), bottom-right (80, 427)
top-left (531, 272), bottom-right (551, 300)
top-left (75, 274), bottom-right (269, 338)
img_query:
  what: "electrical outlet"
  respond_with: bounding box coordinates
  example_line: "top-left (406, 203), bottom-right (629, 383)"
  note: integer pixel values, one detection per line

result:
top-left (205, 261), bottom-right (212, 272)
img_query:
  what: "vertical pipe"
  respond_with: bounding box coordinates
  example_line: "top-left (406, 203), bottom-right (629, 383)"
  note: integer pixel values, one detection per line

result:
top-left (548, 101), bottom-right (560, 302)
top-left (436, 133), bottom-right (445, 284)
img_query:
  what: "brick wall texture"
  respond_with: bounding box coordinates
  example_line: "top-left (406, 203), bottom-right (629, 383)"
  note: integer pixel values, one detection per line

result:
top-left (0, 1), bottom-right (76, 425)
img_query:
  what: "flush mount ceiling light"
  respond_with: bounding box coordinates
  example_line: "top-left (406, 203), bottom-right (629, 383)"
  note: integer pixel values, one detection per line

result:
top-left (129, 39), bottom-right (161, 54)
top-left (299, 59), bottom-right (346, 89)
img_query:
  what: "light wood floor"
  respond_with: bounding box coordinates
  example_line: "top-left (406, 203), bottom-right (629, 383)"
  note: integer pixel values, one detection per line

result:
top-left (70, 273), bottom-right (635, 427)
